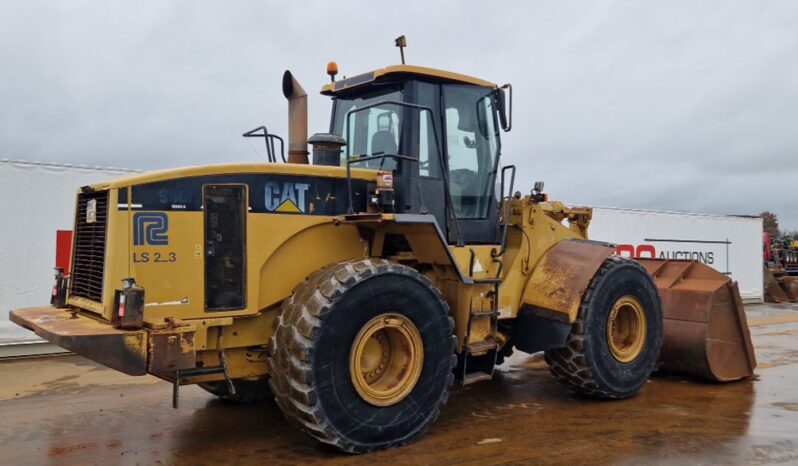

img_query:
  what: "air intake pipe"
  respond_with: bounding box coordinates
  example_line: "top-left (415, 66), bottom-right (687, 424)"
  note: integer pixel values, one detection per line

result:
top-left (282, 70), bottom-right (309, 164)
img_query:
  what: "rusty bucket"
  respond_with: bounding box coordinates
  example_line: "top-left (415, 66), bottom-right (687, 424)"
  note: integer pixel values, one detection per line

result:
top-left (779, 276), bottom-right (798, 301)
top-left (763, 267), bottom-right (795, 303)
top-left (638, 259), bottom-right (756, 382)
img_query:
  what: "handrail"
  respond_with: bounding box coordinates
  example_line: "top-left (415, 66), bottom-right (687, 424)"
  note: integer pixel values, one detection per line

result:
top-left (243, 126), bottom-right (285, 163)
top-left (493, 164), bottom-right (516, 258)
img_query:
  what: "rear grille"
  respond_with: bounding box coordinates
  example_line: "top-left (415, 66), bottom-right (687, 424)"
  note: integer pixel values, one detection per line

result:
top-left (70, 190), bottom-right (109, 302)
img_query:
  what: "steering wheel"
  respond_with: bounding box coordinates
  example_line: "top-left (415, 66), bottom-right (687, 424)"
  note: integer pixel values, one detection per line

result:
top-left (449, 168), bottom-right (478, 187)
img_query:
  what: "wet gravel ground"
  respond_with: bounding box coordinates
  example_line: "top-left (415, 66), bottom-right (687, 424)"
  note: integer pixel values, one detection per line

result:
top-left (1, 302), bottom-right (797, 465)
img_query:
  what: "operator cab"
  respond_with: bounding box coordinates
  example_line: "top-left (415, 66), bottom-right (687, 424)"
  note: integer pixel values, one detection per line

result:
top-left (321, 65), bottom-right (512, 244)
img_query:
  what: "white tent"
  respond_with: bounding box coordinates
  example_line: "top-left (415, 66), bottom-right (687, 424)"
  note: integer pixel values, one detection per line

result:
top-left (0, 159), bottom-right (139, 355)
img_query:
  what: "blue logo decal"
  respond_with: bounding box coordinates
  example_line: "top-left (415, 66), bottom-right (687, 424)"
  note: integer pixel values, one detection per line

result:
top-left (133, 212), bottom-right (169, 246)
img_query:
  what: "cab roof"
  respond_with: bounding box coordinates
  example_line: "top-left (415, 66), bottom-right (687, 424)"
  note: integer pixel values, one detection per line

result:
top-left (320, 64), bottom-right (497, 95)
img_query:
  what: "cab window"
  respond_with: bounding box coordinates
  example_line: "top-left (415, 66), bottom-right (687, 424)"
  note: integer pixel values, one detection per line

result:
top-left (331, 88), bottom-right (402, 170)
top-left (443, 85), bottom-right (500, 219)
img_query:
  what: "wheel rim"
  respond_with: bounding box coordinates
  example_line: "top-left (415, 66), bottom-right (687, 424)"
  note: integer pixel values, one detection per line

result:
top-left (607, 295), bottom-right (647, 363)
top-left (349, 313), bottom-right (424, 406)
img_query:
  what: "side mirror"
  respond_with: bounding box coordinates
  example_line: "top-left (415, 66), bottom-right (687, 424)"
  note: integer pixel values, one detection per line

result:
top-left (495, 84), bottom-right (512, 132)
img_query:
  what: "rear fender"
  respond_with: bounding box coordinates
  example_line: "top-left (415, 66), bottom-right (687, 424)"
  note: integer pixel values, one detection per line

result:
top-left (342, 214), bottom-right (473, 283)
top-left (257, 220), bottom-right (367, 310)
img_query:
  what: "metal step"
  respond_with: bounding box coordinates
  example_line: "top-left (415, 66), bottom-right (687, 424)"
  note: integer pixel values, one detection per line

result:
top-left (470, 309), bottom-right (500, 317)
top-left (472, 278), bottom-right (501, 285)
top-left (177, 366), bottom-right (226, 378)
top-left (466, 340), bottom-right (499, 354)
top-left (463, 371), bottom-right (493, 385)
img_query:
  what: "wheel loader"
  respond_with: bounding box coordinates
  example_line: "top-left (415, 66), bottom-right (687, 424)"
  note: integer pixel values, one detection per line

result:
top-left (11, 41), bottom-right (756, 454)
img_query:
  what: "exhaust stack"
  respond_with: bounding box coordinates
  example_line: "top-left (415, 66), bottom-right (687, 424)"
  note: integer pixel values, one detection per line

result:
top-left (282, 70), bottom-right (309, 164)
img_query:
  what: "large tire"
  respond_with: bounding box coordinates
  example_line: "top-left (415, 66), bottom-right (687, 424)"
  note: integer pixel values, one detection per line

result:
top-left (199, 378), bottom-right (273, 404)
top-left (545, 256), bottom-right (663, 399)
top-left (269, 258), bottom-right (456, 453)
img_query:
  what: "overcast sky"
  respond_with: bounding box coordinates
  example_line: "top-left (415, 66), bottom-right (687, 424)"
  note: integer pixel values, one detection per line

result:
top-left (1, 1), bottom-right (796, 229)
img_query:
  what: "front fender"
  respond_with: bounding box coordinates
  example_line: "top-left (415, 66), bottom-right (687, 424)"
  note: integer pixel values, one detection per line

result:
top-left (520, 239), bottom-right (615, 322)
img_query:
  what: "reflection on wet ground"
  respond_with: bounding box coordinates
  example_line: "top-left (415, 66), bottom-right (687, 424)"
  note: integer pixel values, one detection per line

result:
top-left (1, 303), bottom-right (797, 465)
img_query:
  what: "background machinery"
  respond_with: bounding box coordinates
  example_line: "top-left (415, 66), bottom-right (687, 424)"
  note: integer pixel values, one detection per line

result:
top-left (763, 232), bottom-right (798, 302)
top-left (11, 40), bottom-right (756, 453)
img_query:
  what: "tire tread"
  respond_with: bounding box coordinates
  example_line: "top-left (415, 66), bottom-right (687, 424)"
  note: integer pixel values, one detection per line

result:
top-left (269, 258), bottom-right (456, 453)
top-left (544, 256), bottom-right (655, 399)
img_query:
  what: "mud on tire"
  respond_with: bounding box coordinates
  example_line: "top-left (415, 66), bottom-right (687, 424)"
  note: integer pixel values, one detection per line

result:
top-left (545, 256), bottom-right (663, 399)
top-left (269, 258), bottom-right (456, 453)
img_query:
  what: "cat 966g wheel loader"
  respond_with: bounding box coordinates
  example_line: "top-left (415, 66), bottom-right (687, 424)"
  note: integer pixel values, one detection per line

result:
top-left (11, 40), bottom-right (756, 453)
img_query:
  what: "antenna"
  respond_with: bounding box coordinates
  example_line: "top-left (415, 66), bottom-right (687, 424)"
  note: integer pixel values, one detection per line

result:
top-left (394, 35), bottom-right (407, 64)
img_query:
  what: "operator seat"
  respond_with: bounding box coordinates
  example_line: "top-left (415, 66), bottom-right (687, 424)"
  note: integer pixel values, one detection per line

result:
top-left (367, 130), bottom-right (398, 170)
top-left (371, 130), bottom-right (397, 155)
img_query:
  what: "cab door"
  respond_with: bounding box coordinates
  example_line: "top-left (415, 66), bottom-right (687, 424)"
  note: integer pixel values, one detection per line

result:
top-left (396, 81), bottom-right (447, 233)
top-left (441, 84), bottom-right (502, 245)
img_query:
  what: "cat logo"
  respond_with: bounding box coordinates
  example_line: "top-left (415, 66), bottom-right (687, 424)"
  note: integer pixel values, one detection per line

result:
top-left (264, 181), bottom-right (310, 213)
